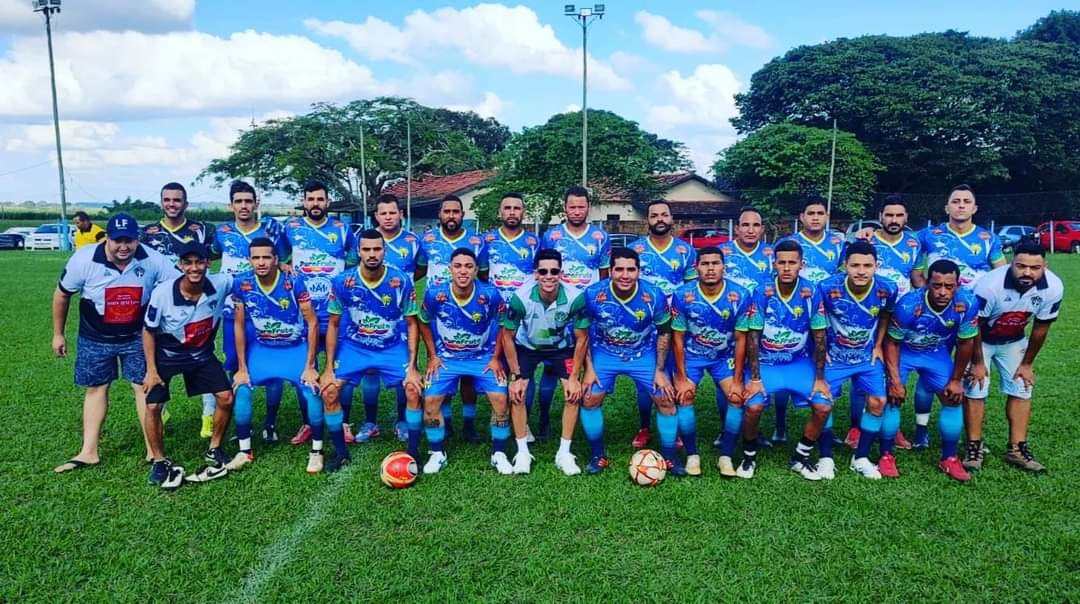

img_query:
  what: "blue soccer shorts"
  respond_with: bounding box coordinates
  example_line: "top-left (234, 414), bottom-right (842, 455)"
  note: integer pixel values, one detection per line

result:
top-left (335, 341), bottom-right (408, 387)
top-left (590, 349), bottom-right (659, 397)
top-left (684, 353), bottom-right (736, 386)
top-left (747, 357), bottom-right (831, 408)
top-left (426, 356), bottom-right (507, 397)
top-left (222, 308), bottom-right (238, 373)
top-left (246, 340), bottom-right (312, 388)
top-left (898, 348), bottom-right (953, 394)
top-left (826, 361), bottom-right (886, 399)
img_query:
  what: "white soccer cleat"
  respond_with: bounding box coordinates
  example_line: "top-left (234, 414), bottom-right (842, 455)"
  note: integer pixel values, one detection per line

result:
top-left (306, 451), bottom-right (324, 475)
top-left (423, 451), bottom-right (448, 474)
top-left (554, 450), bottom-right (581, 476)
top-left (817, 457), bottom-right (836, 480)
top-left (735, 457), bottom-right (757, 479)
top-left (685, 454), bottom-right (702, 476)
top-left (226, 452), bottom-right (253, 472)
top-left (717, 455), bottom-right (736, 478)
top-left (512, 451), bottom-right (534, 474)
top-left (789, 459), bottom-right (823, 481)
top-left (490, 452), bottom-right (514, 475)
top-left (160, 464), bottom-right (185, 490)
top-left (850, 456), bottom-right (882, 479)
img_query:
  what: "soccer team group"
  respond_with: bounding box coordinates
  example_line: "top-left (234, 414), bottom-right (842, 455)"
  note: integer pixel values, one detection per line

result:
top-left (51, 180), bottom-right (1064, 489)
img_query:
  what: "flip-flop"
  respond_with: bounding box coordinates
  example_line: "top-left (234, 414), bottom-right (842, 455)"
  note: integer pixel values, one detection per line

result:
top-left (54, 459), bottom-right (99, 473)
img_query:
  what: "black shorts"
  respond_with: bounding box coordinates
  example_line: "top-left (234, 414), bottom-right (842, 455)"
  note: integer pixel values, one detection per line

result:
top-left (517, 346), bottom-right (573, 380)
top-left (146, 357), bottom-right (232, 404)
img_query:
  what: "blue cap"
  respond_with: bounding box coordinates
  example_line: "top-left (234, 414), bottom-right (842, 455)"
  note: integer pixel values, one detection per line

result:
top-left (106, 213), bottom-right (139, 240)
top-left (175, 240), bottom-right (209, 260)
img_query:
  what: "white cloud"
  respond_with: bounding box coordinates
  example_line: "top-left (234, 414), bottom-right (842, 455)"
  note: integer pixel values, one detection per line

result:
top-left (306, 4), bottom-right (630, 91)
top-left (565, 103), bottom-right (581, 113)
top-left (445, 92), bottom-right (506, 119)
top-left (634, 10), bottom-right (772, 54)
top-left (647, 64), bottom-right (742, 132)
top-left (696, 11), bottom-right (773, 49)
top-left (0, 30), bottom-right (386, 120)
top-left (0, 0), bottom-right (194, 35)
top-left (4, 120), bottom-right (119, 152)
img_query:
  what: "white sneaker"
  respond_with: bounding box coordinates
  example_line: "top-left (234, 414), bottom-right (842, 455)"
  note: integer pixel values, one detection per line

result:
top-left (512, 451), bottom-right (533, 474)
top-left (717, 455), bottom-right (736, 478)
top-left (554, 450), bottom-right (581, 476)
top-left (850, 456), bottom-right (882, 479)
top-left (306, 451), bottom-right (323, 475)
top-left (490, 452), bottom-right (514, 475)
top-left (735, 457), bottom-right (757, 479)
top-left (226, 451), bottom-right (253, 472)
top-left (424, 451), bottom-right (448, 474)
top-left (817, 457), bottom-right (836, 480)
top-left (160, 464), bottom-right (185, 490)
top-left (789, 458), bottom-right (822, 481)
top-left (526, 428), bottom-right (536, 444)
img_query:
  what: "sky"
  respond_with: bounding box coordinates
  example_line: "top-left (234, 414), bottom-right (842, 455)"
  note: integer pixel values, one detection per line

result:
top-left (0, 0), bottom-right (1067, 206)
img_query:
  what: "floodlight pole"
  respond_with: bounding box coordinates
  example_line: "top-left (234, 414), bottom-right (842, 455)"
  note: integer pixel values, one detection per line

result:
top-left (38, 2), bottom-right (70, 251)
top-left (567, 6), bottom-right (603, 188)
top-left (826, 117), bottom-right (837, 232)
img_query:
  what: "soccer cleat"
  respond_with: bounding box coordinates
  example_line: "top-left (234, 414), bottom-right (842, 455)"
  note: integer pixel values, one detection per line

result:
top-left (325, 453), bottom-right (351, 473)
top-left (770, 429), bottom-right (788, 445)
top-left (226, 451), bottom-right (254, 471)
top-left (306, 451), bottom-right (324, 474)
top-left (394, 421), bottom-right (408, 443)
top-left (817, 457), bottom-right (836, 480)
top-left (512, 451), bottom-right (534, 474)
top-left (665, 458), bottom-right (688, 477)
top-left (631, 428), bottom-right (651, 449)
top-left (290, 424), bottom-right (313, 446)
top-left (424, 451), bottom-right (448, 474)
top-left (844, 427), bottom-right (861, 449)
top-left (491, 452), bottom-right (514, 475)
top-left (716, 455), bottom-right (736, 478)
top-left (895, 431), bottom-right (913, 450)
top-left (685, 454), bottom-right (702, 477)
top-left (160, 463), bottom-right (185, 490)
top-left (200, 415), bottom-right (214, 439)
top-left (148, 458), bottom-right (173, 486)
top-left (354, 422), bottom-right (379, 443)
top-left (912, 431), bottom-right (930, 450)
top-left (736, 457), bottom-right (757, 479)
top-left (342, 423), bottom-right (356, 444)
top-left (938, 456), bottom-right (972, 482)
top-left (185, 463), bottom-right (228, 483)
top-left (262, 426), bottom-right (279, 444)
top-left (878, 452), bottom-right (900, 478)
top-left (962, 440), bottom-right (985, 471)
top-left (554, 450), bottom-right (582, 476)
top-left (849, 457), bottom-right (882, 479)
top-left (585, 456), bottom-right (609, 475)
top-left (1005, 442), bottom-right (1046, 473)
top-left (205, 448), bottom-right (230, 466)
top-left (789, 458), bottom-right (822, 481)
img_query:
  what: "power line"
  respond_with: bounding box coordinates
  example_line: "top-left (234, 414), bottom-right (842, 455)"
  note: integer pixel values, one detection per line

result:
top-left (0, 160), bottom-right (53, 179)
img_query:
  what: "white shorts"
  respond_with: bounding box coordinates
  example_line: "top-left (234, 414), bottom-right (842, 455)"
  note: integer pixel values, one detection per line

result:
top-left (964, 339), bottom-right (1032, 400)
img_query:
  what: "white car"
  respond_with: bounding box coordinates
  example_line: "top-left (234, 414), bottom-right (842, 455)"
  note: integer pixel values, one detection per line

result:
top-left (26, 223), bottom-right (75, 250)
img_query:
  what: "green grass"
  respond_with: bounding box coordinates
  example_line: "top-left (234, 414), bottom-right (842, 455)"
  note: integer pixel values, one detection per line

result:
top-left (3, 252), bottom-right (1079, 603)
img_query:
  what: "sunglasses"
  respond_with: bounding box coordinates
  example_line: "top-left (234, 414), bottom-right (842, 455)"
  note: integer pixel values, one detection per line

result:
top-left (536, 268), bottom-right (561, 276)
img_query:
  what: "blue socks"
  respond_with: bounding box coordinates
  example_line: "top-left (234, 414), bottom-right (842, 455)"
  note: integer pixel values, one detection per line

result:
top-left (296, 382), bottom-right (311, 426)
top-left (326, 409), bottom-right (348, 455)
top-left (819, 412), bottom-right (835, 458)
top-left (405, 408), bottom-right (422, 458)
top-left (939, 405), bottom-right (963, 459)
top-left (774, 392), bottom-right (789, 436)
top-left (491, 422), bottom-right (511, 454)
top-left (855, 411), bottom-right (883, 459)
top-left (302, 387), bottom-right (324, 445)
top-left (579, 407), bottom-right (605, 458)
top-left (538, 371), bottom-right (557, 430)
top-left (721, 404), bottom-right (744, 457)
top-left (676, 405), bottom-right (698, 455)
top-left (235, 385), bottom-right (254, 449)
top-left (338, 383), bottom-right (354, 425)
top-left (657, 412), bottom-right (678, 462)
top-left (442, 402), bottom-right (452, 427)
top-left (361, 374), bottom-right (381, 425)
top-left (715, 389), bottom-right (727, 423)
top-left (425, 422), bottom-right (446, 453)
top-left (914, 384), bottom-right (934, 443)
top-left (462, 402), bottom-right (477, 436)
top-left (636, 388), bottom-right (652, 430)
top-left (264, 380), bottom-right (283, 429)
top-left (849, 388), bottom-right (866, 430)
top-left (880, 405), bottom-right (901, 454)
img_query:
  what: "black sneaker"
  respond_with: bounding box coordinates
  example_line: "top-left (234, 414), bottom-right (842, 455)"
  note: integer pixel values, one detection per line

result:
top-left (205, 447), bottom-right (230, 466)
top-left (148, 459), bottom-right (171, 486)
top-left (325, 453), bottom-right (352, 474)
top-left (262, 425), bottom-right (279, 444)
top-left (962, 440), bottom-right (984, 471)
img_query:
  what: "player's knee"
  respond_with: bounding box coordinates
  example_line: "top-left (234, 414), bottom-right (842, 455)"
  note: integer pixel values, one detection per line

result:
top-left (655, 399), bottom-right (675, 414)
top-left (214, 391), bottom-right (233, 408)
top-left (866, 397), bottom-right (885, 415)
top-left (583, 393), bottom-right (604, 409)
top-left (811, 403), bottom-right (831, 419)
top-left (744, 405), bottom-right (763, 419)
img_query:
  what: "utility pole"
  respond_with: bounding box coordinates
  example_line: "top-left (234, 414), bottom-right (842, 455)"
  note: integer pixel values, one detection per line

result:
top-left (34, 0), bottom-right (70, 251)
top-left (565, 5), bottom-right (605, 188)
top-left (826, 117), bottom-right (838, 231)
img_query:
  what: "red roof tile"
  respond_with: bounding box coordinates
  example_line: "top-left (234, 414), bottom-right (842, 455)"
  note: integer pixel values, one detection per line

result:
top-left (383, 169), bottom-right (495, 202)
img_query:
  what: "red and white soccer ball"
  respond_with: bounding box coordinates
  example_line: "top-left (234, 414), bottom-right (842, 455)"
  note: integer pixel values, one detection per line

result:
top-left (628, 449), bottom-right (666, 486)
top-left (380, 451), bottom-right (418, 489)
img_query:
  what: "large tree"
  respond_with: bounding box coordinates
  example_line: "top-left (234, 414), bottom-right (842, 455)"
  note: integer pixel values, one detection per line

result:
top-left (197, 97), bottom-right (510, 204)
top-left (712, 123), bottom-right (884, 220)
top-left (472, 109), bottom-right (692, 227)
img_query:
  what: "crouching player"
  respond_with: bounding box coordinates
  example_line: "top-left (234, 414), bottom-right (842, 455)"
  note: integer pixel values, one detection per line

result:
top-left (320, 230), bottom-right (423, 472)
top-left (671, 246), bottom-right (752, 478)
top-left (230, 237), bottom-right (322, 474)
top-left (739, 240), bottom-right (834, 480)
top-left (418, 249), bottom-right (511, 474)
top-left (883, 259), bottom-right (978, 481)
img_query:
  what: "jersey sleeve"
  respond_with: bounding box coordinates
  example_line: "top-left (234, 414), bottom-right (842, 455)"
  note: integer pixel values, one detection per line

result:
top-left (278, 228), bottom-right (293, 263)
top-left (734, 294), bottom-right (751, 332)
top-left (598, 231), bottom-right (611, 270)
top-left (401, 278), bottom-right (418, 317)
top-left (810, 288), bottom-right (828, 331)
top-left (344, 226), bottom-right (359, 267)
top-left (988, 232), bottom-right (1005, 265)
top-left (501, 293), bottom-right (526, 331)
top-left (327, 277), bottom-right (344, 315)
top-left (418, 287), bottom-right (436, 324)
top-left (476, 238), bottom-right (489, 272)
top-left (271, 221), bottom-right (290, 259)
top-left (152, 249), bottom-right (181, 284)
top-left (683, 246), bottom-right (698, 281)
top-left (208, 227), bottom-right (223, 259)
top-left (570, 293), bottom-right (590, 330)
top-left (415, 240), bottom-right (428, 267)
top-left (670, 293), bottom-right (688, 332)
top-left (653, 289), bottom-right (671, 326)
top-left (57, 254), bottom-right (87, 294)
top-left (746, 290), bottom-right (765, 331)
top-left (887, 306), bottom-right (907, 341)
top-left (914, 228), bottom-right (930, 271)
top-left (144, 284), bottom-right (167, 330)
top-left (957, 299), bottom-right (979, 339)
top-left (973, 277), bottom-right (995, 319)
top-left (1035, 282), bottom-right (1063, 322)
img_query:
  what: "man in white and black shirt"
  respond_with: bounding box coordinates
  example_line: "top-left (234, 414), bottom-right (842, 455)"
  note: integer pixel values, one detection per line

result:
top-left (143, 241), bottom-right (234, 488)
top-left (963, 239), bottom-right (1064, 472)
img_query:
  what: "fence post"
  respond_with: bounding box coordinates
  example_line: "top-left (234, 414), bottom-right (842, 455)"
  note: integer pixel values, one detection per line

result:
top-left (728, 218), bottom-right (733, 239)
top-left (1050, 220), bottom-right (1055, 254)
top-left (990, 219), bottom-right (995, 234)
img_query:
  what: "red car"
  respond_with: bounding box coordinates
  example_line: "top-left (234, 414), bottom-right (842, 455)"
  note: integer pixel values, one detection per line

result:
top-left (677, 227), bottom-right (730, 249)
top-left (1035, 221), bottom-right (1080, 254)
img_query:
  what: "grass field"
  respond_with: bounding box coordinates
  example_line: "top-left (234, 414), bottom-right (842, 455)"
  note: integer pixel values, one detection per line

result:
top-left (3, 252), bottom-right (1078, 603)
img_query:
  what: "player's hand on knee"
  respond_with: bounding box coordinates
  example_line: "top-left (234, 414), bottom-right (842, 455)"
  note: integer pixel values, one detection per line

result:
top-left (653, 370), bottom-right (674, 404)
top-left (811, 378), bottom-right (832, 402)
top-left (232, 369), bottom-right (252, 390)
top-left (867, 397), bottom-right (885, 415)
top-left (142, 371), bottom-right (163, 396)
top-left (887, 380), bottom-right (906, 406)
top-left (1013, 364), bottom-right (1035, 389)
top-left (965, 362), bottom-right (987, 389)
top-left (942, 379), bottom-right (964, 405)
top-left (509, 378), bottom-right (527, 405)
top-left (562, 377), bottom-right (582, 404)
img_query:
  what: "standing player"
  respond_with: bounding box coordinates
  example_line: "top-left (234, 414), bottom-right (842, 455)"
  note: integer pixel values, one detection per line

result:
top-left (578, 248), bottom-right (675, 475)
top-left (416, 194), bottom-right (489, 442)
top-left (140, 182), bottom-right (218, 438)
top-left (884, 259), bottom-right (979, 481)
top-left (142, 242), bottom-right (234, 487)
top-left (916, 184), bottom-right (1006, 289)
top-left (720, 207), bottom-right (773, 292)
top-left (541, 186), bottom-right (610, 294)
top-left (819, 241), bottom-right (897, 479)
top-left (501, 249), bottom-right (590, 475)
top-left (280, 180), bottom-right (358, 445)
top-left (963, 241), bottom-right (1063, 472)
top-left (52, 214), bottom-right (177, 473)
top-left (727, 240), bottom-right (833, 480)
top-left (628, 200), bottom-right (697, 448)
top-left (321, 230), bottom-right (423, 472)
top-left (670, 247), bottom-right (751, 477)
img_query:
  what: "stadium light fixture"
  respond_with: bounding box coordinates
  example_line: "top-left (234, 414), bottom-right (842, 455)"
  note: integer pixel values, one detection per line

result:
top-left (565, 5), bottom-right (605, 188)
top-left (32, 0), bottom-right (70, 251)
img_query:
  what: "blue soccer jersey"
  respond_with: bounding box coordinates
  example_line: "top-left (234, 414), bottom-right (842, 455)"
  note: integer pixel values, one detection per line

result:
top-left (231, 270), bottom-right (310, 347)
top-left (212, 217), bottom-right (287, 277)
top-left (671, 280), bottom-right (751, 361)
top-left (328, 265), bottom-right (417, 351)
top-left (749, 278), bottom-right (828, 365)
top-left (281, 217), bottom-right (358, 327)
top-left (720, 241), bottom-right (773, 292)
top-left (888, 288), bottom-right (979, 354)
top-left (418, 280), bottom-right (503, 361)
top-left (541, 223), bottom-right (611, 293)
top-left (484, 227), bottom-right (539, 296)
top-left (917, 223), bottom-right (1005, 289)
top-left (780, 231), bottom-right (845, 284)
top-left (871, 231), bottom-right (921, 297)
top-left (417, 228), bottom-right (488, 288)
top-left (629, 236), bottom-right (698, 298)
top-left (381, 229), bottom-right (421, 276)
top-left (581, 279), bottom-right (670, 360)
top-left (818, 273), bottom-right (897, 366)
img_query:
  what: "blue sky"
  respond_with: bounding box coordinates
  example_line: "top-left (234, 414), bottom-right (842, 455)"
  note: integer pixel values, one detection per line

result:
top-left (0, 0), bottom-right (1067, 206)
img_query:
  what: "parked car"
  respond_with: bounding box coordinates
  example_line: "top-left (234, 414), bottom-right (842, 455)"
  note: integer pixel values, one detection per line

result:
top-left (1036, 221), bottom-right (1080, 254)
top-left (844, 220), bottom-right (882, 243)
top-left (608, 233), bottom-right (637, 249)
top-left (25, 223), bottom-right (75, 250)
top-left (676, 227), bottom-right (730, 249)
top-left (0, 227), bottom-right (33, 250)
top-left (997, 225), bottom-right (1035, 251)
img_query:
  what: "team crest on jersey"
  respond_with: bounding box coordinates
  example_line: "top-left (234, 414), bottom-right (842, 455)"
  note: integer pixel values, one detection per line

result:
top-left (389, 277), bottom-right (401, 289)
top-left (945, 319), bottom-right (955, 327)
top-left (756, 260), bottom-right (767, 270)
top-left (869, 306), bottom-right (880, 316)
top-left (829, 288), bottom-right (842, 299)
top-left (591, 231), bottom-right (604, 241)
top-left (634, 309), bottom-right (646, 320)
top-left (585, 244), bottom-right (596, 254)
top-left (518, 248), bottom-right (529, 258)
top-left (720, 309), bottom-right (731, 319)
top-left (424, 233), bottom-right (436, 242)
top-left (595, 291), bottom-right (608, 303)
top-left (669, 259), bottom-right (679, 270)
top-left (381, 294), bottom-right (392, 306)
top-left (135, 266), bottom-right (145, 278)
top-left (800, 287), bottom-right (812, 299)
top-left (824, 250), bottom-right (836, 260)
top-left (792, 306), bottom-right (804, 317)
top-left (344, 276), bottom-right (356, 289)
top-left (1031, 296), bottom-right (1042, 307)
top-left (471, 312), bottom-right (483, 323)
top-left (727, 292), bottom-right (740, 304)
top-left (327, 232), bottom-right (339, 244)
top-left (278, 297), bottom-right (290, 310)
top-left (899, 252), bottom-right (911, 262)
top-left (683, 291), bottom-right (695, 304)
top-left (469, 236), bottom-right (481, 245)
top-left (641, 292), bottom-right (652, 304)
top-left (764, 286), bottom-right (775, 297)
top-left (435, 292), bottom-right (448, 304)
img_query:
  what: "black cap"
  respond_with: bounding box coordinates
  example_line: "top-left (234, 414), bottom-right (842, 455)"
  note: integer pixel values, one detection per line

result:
top-left (175, 241), bottom-right (209, 260)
